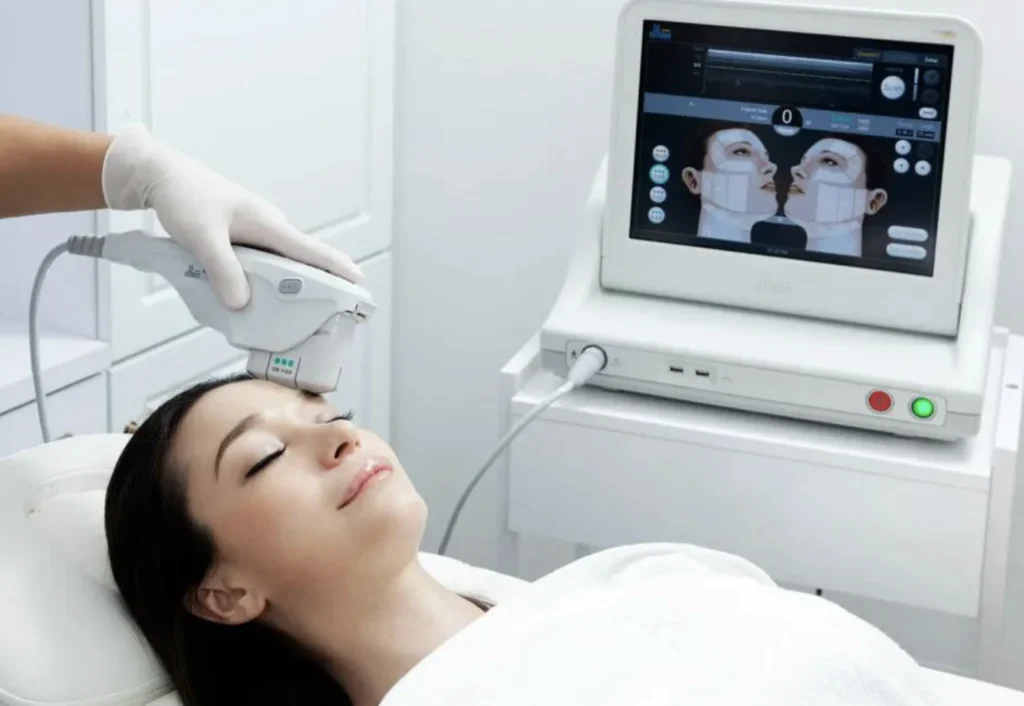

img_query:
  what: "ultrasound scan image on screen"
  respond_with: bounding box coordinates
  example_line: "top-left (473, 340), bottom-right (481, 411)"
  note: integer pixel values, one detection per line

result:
top-left (630, 21), bottom-right (954, 276)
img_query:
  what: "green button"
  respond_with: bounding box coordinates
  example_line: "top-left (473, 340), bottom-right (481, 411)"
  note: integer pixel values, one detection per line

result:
top-left (911, 397), bottom-right (935, 419)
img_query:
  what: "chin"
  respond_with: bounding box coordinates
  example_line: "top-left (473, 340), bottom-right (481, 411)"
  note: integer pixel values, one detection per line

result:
top-left (783, 199), bottom-right (809, 221)
top-left (752, 201), bottom-right (777, 217)
top-left (362, 489), bottom-right (428, 549)
top-left (743, 184), bottom-right (772, 208)
top-left (333, 505), bottom-right (427, 583)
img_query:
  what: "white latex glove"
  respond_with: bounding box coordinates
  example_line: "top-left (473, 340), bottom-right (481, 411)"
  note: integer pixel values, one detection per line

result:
top-left (100, 124), bottom-right (363, 309)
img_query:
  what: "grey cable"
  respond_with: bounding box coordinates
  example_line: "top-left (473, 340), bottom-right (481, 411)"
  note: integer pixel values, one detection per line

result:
top-left (30, 242), bottom-right (70, 443)
top-left (437, 345), bottom-right (608, 556)
top-left (30, 236), bottom-right (107, 443)
top-left (437, 379), bottom-right (576, 556)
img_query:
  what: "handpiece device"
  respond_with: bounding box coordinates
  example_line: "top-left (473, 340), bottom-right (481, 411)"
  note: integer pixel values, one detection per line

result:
top-left (30, 230), bottom-right (376, 442)
top-left (99, 231), bottom-right (376, 393)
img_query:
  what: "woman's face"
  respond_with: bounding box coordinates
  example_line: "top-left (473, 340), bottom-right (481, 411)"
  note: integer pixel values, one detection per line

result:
top-left (682, 128), bottom-right (778, 216)
top-left (171, 379), bottom-right (427, 612)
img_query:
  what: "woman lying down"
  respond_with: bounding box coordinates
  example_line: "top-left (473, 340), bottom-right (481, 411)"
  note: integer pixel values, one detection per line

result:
top-left (106, 374), bottom-right (941, 706)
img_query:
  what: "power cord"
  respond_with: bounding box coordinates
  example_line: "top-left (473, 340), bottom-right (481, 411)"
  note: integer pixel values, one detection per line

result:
top-left (437, 345), bottom-right (608, 555)
top-left (30, 236), bottom-right (107, 443)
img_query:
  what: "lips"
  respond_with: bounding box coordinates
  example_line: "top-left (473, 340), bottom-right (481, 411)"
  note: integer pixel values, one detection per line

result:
top-left (337, 458), bottom-right (392, 509)
top-left (789, 183), bottom-right (805, 195)
top-left (761, 181), bottom-right (776, 192)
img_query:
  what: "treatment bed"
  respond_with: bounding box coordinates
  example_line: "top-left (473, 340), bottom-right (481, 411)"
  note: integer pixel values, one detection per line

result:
top-left (1, 434), bottom-right (1021, 706)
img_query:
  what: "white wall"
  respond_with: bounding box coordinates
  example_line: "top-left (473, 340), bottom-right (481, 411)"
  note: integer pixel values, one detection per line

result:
top-left (392, 0), bottom-right (1024, 683)
top-left (393, 0), bottom-right (625, 559)
top-left (0, 0), bottom-right (98, 339)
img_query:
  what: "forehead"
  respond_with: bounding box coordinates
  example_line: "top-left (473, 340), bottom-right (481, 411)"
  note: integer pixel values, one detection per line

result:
top-left (173, 380), bottom-right (312, 465)
top-left (803, 138), bottom-right (864, 161)
top-left (191, 378), bottom-right (302, 421)
top-left (711, 128), bottom-right (766, 151)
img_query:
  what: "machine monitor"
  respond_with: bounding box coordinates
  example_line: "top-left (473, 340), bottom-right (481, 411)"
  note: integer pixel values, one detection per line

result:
top-left (600, 0), bottom-right (981, 335)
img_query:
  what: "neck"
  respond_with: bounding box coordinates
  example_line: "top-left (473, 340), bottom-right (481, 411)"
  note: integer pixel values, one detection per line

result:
top-left (696, 203), bottom-right (766, 243)
top-left (269, 561), bottom-right (485, 706)
top-left (800, 220), bottom-right (863, 257)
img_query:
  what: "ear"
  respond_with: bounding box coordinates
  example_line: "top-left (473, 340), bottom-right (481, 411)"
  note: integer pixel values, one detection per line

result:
top-left (187, 567), bottom-right (266, 626)
top-left (681, 167), bottom-right (701, 195)
top-left (866, 188), bottom-right (888, 215)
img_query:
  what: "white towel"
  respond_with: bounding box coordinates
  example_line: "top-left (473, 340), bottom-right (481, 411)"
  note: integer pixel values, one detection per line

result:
top-left (382, 544), bottom-right (939, 706)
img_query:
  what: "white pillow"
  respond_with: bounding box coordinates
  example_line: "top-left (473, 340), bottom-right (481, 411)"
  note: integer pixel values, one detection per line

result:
top-left (28, 488), bottom-right (116, 592)
top-left (0, 434), bottom-right (168, 706)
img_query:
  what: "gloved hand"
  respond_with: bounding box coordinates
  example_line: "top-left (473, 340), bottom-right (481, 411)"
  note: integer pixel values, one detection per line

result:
top-left (100, 125), bottom-right (362, 310)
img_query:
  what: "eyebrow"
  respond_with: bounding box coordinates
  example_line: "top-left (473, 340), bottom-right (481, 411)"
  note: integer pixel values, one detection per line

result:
top-left (214, 412), bottom-right (264, 478)
top-left (213, 389), bottom-right (322, 477)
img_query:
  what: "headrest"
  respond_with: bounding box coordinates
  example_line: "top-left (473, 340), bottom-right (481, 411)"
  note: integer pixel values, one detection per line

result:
top-left (0, 434), bottom-right (530, 706)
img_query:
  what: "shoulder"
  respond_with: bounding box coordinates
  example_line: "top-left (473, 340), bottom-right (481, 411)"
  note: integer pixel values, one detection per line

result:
top-left (418, 552), bottom-right (531, 604)
top-left (533, 543), bottom-right (776, 594)
top-left (418, 543), bottom-right (776, 613)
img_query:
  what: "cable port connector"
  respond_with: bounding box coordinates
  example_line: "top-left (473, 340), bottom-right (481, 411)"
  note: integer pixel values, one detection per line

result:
top-left (567, 345), bottom-right (608, 385)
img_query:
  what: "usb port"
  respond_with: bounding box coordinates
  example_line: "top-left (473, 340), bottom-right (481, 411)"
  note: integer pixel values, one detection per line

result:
top-left (668, 365), bottom-right (685, 374)
top-left (695, 369), bottom-right (711, 378)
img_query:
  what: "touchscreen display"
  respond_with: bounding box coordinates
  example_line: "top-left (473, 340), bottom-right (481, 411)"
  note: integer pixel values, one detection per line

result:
top-left (630, 21), bottom-right (954, 276)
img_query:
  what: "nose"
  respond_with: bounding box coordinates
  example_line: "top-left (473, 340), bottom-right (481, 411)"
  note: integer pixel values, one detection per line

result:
top-left (791, 165), bottom-right (806, 180)
top-left (315, 419), bottom-right (361, 470)
top-left (761, 160), bottom-right (777, 177)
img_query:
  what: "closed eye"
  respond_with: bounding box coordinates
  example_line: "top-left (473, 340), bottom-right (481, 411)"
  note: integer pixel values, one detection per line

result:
top-left (246, 448), bottom-right (284, 478)
top-left (244, 411), bottom-right (355, 478)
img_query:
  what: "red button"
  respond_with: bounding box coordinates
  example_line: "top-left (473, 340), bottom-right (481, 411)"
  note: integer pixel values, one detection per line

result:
top-left (868, 390), bottom-right (893, 413)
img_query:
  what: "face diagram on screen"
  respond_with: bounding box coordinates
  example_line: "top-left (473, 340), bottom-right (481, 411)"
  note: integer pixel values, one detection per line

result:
top-left (784, 138), bottom-right (889, 257)
top-left (680, 128), bottom-right (779, 243)
top-left (629, 21), bottom-right (952, 277)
